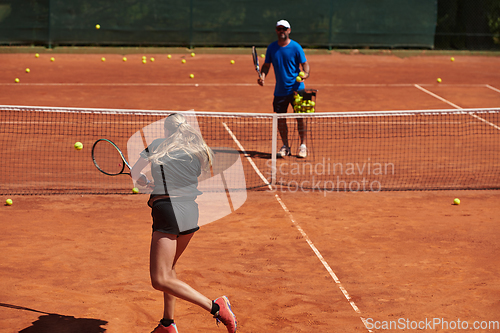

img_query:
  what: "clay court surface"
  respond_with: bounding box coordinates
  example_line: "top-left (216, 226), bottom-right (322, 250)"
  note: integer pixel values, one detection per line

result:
top-left (1, 50), bottom-right (500, 332)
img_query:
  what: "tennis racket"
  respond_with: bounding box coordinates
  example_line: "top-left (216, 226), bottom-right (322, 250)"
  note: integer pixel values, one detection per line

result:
top-left (252, 46), bottom-right (261, 78)
top-left (92, 138), bottom-right (152, 187)
top-left (92, 139), bottom-right (131, 176)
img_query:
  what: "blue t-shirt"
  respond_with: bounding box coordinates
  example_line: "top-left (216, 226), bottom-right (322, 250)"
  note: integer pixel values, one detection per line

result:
top-left (265, 40), bottom-right (307, 96)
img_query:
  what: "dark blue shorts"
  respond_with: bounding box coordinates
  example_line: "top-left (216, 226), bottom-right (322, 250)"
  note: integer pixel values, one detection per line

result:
top-left (273, 94), bottom-right (295, 113)
top-left (151, 198), bottom-right (200, 236)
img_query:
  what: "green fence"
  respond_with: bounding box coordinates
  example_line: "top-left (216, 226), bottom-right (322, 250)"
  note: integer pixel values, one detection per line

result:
top-left (436, 0), bottom-right (500, 50)
top-left (0, 0), bottom-right (437, 48)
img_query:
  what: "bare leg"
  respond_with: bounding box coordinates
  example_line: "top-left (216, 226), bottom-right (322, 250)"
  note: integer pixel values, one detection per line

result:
top-left (278, 118), bottom-right (289, 147)
top-left (150, 231), bottom-right (212, 320)
top-left (297, 118), bottom-right (307, 146)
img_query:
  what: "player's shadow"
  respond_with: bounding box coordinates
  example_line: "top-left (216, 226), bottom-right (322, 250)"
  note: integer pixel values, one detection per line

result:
top-left (0, 303), bottom-right (107, 333)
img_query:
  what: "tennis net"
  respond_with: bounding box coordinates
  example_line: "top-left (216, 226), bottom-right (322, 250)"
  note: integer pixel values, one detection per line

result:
top-left (1, 105), bottom-right (499, 195)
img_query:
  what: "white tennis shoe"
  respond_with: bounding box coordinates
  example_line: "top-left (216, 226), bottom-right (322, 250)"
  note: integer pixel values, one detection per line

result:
top-left (298, 144), bottom-right (307, 158)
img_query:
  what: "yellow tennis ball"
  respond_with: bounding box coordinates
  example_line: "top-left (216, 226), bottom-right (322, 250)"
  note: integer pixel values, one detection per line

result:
top-left (142, 59), bottom-right (147, 64)
top-left (14, 78), bottom-right (19, 83)
top-left (122, 57), bottom-right (127, 62)
top-left (6, 199), bottom-right (13, 206)
top-left (261, 54), bottom-right (265, 58)
top-left (142, 56), bottom-right (146, 60)
top-left (453, 198), bottom-right (460, 205)
top-left (35, 53), bottom-right (39, 58)
top-left (132, 187), bottom-right (139, 194)
top-left (451, 57), bottom-right (455, 62)
top-left (299, 71), bottom-right (305, 78)
top-left (101, 57), bottom-right (106, 62)
top-left (296, 76), bottom-right (302, 82)
top-left (95, 24), bottom-right (100, 30)
top-left (189, 74), bottom-right (194, 78)
top-left (150, 57), bottom-right (155, 62)
top-left (437, 78), bottom-right (442, 83)
top-left (191, 52), bottom-right (195, 57)
top-left (167, 54), bottom-right (172, 59)
top-left (50, 57), bottom-right (55, 62)
top-left (25, 68), bottom-right (30, 73)
top-left (74, 142), bottom-right (83, 150)
top-left (230, 60), bottom-right (235, 64)
top-left (181, 59), bottom-right (186, 64)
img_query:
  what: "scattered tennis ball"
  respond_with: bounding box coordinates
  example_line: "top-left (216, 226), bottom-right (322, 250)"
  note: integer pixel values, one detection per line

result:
top-left (74, 142), bottom-right (83, 150)
top-left (6, 199), bottom-right (13, 206)
top-left (296, 76), bottom-right (302, 82)
top-left (437, 78), bottom-right (442, 83)
top-left (142, 56), bottom-right (146, 60)
top-left (50, 57), bottom-right (55, 62)
top-left (451, 57), bottom-right (455, 62)
top-left (35, 53), bottom-right (39, 58)
top-left (101, 57), bottom-right (106, 62)
top-left (181, 59), bottom-right (186, 64)
top-left (132, 187), bottom-right (139, 194)
top-left (14, 78), bottom-right (19, 83)
top-left (191, 52), bottom-right (195, 57)
top-left (189, 74), bottom-right (194, 78)
top-left (230, 60), bottom-right (235, 64)
top-left (25, 68), bottom-right (30, 73)
top-left (299, 71), bottom-right (305, 78)
top-left (453, 198), bottom-right (460, 205)
top-left (142, 59), bottom-right (147, 64)
top-left (122, 57), bottom-right (127, 62)
top-left (167, 54), bottom-right (172, 59)
top-left (95, 24), bottom-right (100, 30)
top-left (150, 57), bottom-right (155, 62)
top-left (261, 54), bottom-right (265, 58)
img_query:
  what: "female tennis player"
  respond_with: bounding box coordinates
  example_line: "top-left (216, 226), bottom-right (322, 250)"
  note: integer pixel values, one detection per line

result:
top-left (131, 114), bottom-right (237, 333)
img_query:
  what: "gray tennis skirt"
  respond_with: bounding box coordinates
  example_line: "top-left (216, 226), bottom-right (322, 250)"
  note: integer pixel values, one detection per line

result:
top-left (151, 198), bottom-right (200, 236)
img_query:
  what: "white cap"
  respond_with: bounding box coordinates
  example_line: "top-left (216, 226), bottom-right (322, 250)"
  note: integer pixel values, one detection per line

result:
top-left (276, 20), bottom-right (291, 29)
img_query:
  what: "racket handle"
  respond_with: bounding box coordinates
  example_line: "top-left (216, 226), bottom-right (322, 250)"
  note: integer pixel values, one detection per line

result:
top-left (136, 174), bottom-right (149, 187)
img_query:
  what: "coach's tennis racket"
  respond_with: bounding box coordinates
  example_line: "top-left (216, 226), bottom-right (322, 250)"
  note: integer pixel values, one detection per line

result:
top-left (92, 139), bottom-right (131, 176)
top-left (252, 46), bottom-right (261, 78)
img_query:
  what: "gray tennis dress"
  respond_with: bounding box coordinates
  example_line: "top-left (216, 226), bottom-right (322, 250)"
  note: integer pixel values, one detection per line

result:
top-left (141, 139), bottom-right (203, 235)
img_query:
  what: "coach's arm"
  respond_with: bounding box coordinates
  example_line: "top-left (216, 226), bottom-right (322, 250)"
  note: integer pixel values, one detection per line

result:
top-left (257, 63), bottom-right (271, 86)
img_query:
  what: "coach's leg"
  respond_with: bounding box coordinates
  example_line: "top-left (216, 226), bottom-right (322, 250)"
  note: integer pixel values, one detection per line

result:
top-left (150, 231), bottom-right (212, 317)
top-left (297, 118), bottom-right (306, 146)
top-left (278, 118), bottom-right (289, 147)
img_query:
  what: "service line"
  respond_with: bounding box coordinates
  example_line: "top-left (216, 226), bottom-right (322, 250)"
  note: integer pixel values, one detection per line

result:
top-left (414, 84), bottom-right (500, 132)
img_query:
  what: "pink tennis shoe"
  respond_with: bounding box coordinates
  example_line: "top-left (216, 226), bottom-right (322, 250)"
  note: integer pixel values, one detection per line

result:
top-left (213, 296), bottom-right (237, 332)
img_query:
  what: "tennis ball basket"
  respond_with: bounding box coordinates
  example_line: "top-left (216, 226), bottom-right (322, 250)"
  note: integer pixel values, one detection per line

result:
top-left (293, 89), bottom-right (318, 113)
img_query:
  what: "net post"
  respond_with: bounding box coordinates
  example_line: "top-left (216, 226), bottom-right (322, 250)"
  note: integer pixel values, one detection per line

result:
top-left (271, 114), bottom-right (277, 186)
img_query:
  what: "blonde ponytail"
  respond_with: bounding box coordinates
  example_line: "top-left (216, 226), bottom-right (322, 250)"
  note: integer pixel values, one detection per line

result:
top-left (148, 114), bottom-right (213, 171)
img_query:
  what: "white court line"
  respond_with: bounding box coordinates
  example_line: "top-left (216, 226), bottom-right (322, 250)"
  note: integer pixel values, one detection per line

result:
top-left (0, 82), bottom-right (256, 87)
top-left (414, 84), bottom-right (500, 131)
top-left (0, 82), bottom-right (493, 88)
top-left (221, 122), bottom-right (270, 187)
top-left (486, 84), bottom-right (500, 94)
top-left (222, 122), bottom-right (373, 333)
top-left (414, 84), bottom-right (462, 109)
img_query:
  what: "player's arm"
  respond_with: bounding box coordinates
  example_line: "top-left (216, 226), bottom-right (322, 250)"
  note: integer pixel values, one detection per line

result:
top-left (258, 63), bottom-right (271, 86)
top-left (131, 156), bottom-right (150, 186)
top-left (301, 61), bottom-right (310, 80)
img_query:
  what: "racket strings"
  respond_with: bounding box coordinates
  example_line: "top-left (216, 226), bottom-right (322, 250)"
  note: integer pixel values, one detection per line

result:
top-left (93, 141), bottom-right (126, 175)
